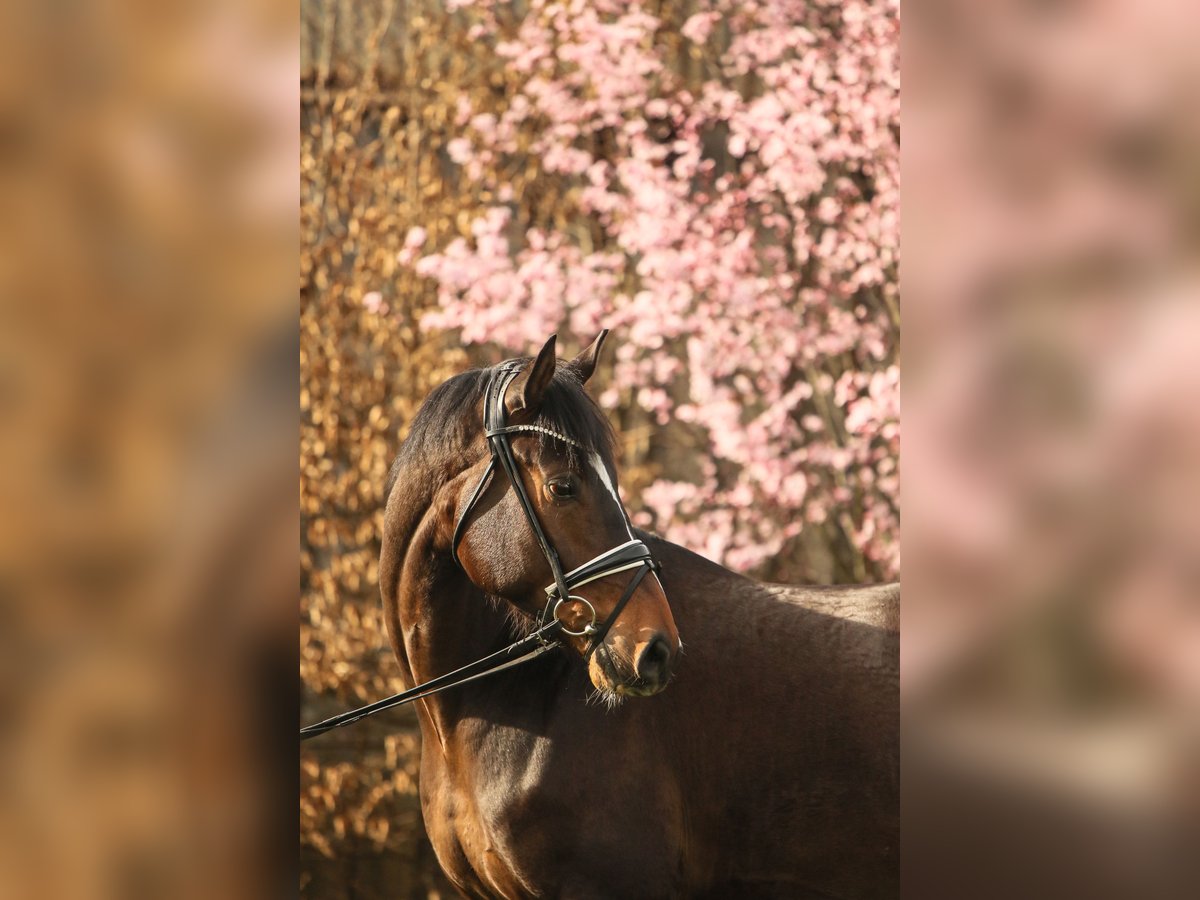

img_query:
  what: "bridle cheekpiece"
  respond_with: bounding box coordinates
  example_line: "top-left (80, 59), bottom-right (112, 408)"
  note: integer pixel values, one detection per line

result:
top-left (450, 359), bottom-right (659, 652)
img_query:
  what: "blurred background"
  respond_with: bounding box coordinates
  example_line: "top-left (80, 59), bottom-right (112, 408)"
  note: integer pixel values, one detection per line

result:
top-left (0, 0), bottom-right (298, 898)
top-left (300, 1), bottom-right (896, 896)
top-left (904, 1), bottom-right (1200, 897)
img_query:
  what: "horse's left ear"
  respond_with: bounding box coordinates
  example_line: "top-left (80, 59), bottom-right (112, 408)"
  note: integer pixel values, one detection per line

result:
top-left (566, 329), bottom-right (609, 385)
top-left (507, 334), bottom-right (558, 414)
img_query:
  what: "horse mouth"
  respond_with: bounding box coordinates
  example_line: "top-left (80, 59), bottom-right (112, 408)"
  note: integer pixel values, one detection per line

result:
top-left (588, 645), bottom-right (669, 701)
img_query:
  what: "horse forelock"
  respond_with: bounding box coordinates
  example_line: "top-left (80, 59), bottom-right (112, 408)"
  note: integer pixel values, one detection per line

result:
top-left (528, 362), bottom-right (616, 467)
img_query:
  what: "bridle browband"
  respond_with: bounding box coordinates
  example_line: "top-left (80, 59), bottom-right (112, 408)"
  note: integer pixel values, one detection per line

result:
top-left (451, 358), bottom-right (659, 651)
top-left (300, 358), bottom-right (660, 741)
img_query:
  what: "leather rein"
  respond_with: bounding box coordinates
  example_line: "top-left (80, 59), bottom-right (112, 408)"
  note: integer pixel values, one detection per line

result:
top-left (300, 359), bottom-right (658, 741)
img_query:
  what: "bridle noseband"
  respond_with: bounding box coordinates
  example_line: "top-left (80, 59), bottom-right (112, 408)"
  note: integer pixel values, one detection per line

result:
top-left (450, 359), bottom-right (659, 652)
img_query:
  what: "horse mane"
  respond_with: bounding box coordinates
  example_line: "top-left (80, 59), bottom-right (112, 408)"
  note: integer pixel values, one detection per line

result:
top-left (384, 359), bottom-right (616, 501)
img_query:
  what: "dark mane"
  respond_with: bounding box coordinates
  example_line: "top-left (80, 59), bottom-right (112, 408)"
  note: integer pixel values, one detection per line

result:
top-left (384, 360), bottom-right (616, 500)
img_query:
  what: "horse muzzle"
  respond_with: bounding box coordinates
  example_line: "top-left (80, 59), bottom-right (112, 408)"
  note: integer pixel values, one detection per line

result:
top-left (588, 631), bottom-right (677, 698)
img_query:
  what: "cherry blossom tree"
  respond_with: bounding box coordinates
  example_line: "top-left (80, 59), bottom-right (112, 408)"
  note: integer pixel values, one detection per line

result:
top-left (403, 0), bottom-right (899, 579)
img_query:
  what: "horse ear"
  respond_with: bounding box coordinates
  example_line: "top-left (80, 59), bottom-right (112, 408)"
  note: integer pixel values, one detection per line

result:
top-left (566, 329), bottom-right (609, 385)
top-left (507, 334), bottom-right (558, 414)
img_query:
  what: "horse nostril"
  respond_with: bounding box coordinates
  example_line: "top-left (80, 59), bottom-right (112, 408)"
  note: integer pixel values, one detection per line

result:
top-left (636, 636), bottom-right (672, 683)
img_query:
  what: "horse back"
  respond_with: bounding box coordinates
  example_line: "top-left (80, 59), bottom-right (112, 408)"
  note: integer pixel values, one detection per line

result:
top-left (767, 581), bottom-right (899, 633)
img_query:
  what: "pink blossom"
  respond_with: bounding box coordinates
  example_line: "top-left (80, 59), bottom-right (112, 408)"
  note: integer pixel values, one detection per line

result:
top-left (446, 138), bottom-right (473, 164)
top-left (400, 0), bottom-right (900, 578)
top-left (681, 12), bottom-right (719, 45)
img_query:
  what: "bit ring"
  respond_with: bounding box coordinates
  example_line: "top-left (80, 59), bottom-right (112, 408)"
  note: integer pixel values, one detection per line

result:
top-left (553, 595), bottom-right (598, 637)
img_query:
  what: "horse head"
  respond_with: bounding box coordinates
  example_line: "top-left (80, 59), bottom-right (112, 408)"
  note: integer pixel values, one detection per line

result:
top-left (441, 332), bottom-right (680, 701)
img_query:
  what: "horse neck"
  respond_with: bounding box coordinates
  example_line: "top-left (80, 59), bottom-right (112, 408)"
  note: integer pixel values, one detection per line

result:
top-left (383, 475), bottom-right (524, 727)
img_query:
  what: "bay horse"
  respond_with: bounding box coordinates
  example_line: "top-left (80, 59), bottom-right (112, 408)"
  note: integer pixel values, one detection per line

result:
top-left (380, 332), bottom-right (898, 898)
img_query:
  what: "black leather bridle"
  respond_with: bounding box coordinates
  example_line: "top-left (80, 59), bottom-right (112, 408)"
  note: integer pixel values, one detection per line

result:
top-left (451, 358), bottom-right (660, 651)
top-left (300, 359), bottom-right (659, 741)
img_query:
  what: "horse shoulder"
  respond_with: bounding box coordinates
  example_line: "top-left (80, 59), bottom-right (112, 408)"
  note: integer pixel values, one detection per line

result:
top-left (444, 710), bottom-right (687, 897)
top-left (415, 726), bottom-right (543, 899)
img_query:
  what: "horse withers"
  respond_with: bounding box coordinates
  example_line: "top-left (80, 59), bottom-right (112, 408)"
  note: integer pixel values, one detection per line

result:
top-left (380, 332), bottom-right (898, 898)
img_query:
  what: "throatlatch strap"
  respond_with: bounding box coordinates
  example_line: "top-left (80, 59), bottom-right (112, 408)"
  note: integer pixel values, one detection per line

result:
top-left (451, 456), bottom-right (496, 565)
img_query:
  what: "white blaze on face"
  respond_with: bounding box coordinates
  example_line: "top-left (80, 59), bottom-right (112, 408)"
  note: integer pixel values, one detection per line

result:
top-left (589, 452), bottom-right (671, 629)
top-left (590, 451), bottom-right (633, 538)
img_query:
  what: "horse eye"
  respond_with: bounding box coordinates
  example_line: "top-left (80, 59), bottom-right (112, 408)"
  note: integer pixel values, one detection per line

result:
top-left (546, 479), bottom-right (575, 500)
